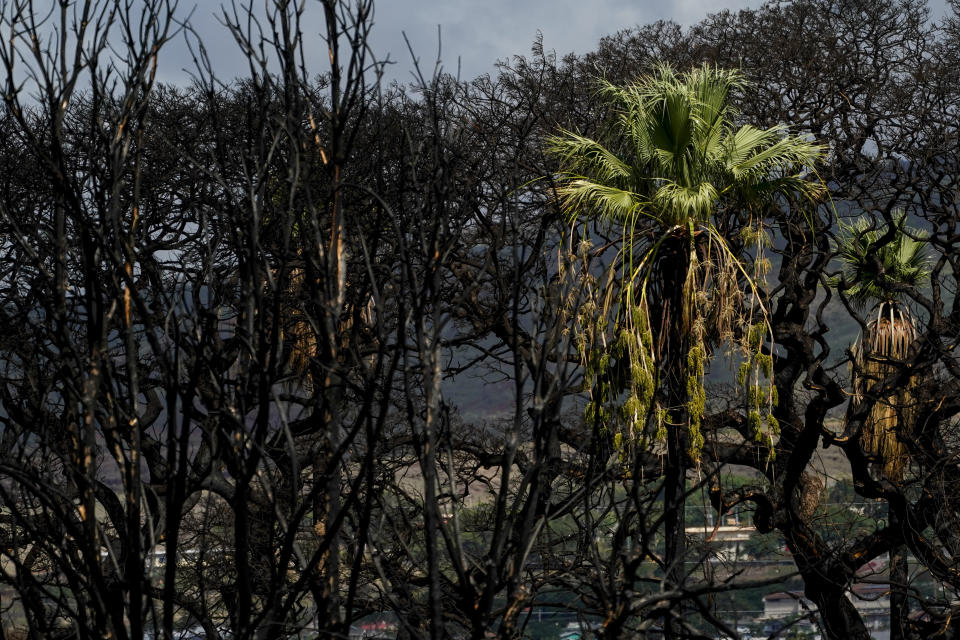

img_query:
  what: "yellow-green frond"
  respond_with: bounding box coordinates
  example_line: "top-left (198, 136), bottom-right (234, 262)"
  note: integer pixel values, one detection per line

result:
top-left (546, 131), bottom-right (632, 183)
top-left (555, 178), bottom-right (646, 224)
top-left (652, 180), bottom-right (719, 225)
top-left (730, 127), bottom-right (824, 178)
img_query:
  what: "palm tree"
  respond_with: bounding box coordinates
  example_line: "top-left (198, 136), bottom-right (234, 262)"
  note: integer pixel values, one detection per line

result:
top-left (547, 64), bottom-right (823, 633)
top-left (549, 65), bottom-right (823, 454)
top-left (835, 213), bottom-right (928, 480)
top-left (834, 212), bottom-right (929, 640)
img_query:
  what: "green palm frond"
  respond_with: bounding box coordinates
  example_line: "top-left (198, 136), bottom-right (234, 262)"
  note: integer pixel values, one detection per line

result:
top-left (834, 212), bottom-right (930, 310)
top-left (725, 125), bottom-right (775, 167)
top-left (652, 180), bottom-right (719, 225)
top-left (690, 67), bottom-right (734, 127)
top-left (554, 179), bottom-right (646, 224)
top-left (646, 87), bottom-right (694, 163)
top-left (687, 66), bottom-right (740, 160)
top-left (728, 128), bottom-right (823, 183)
top-left (545, 131), bottom-right (632, 183)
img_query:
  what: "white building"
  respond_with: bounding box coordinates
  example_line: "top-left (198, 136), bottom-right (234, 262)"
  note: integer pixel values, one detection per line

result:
top-left (761, 584), bottom-right (891, 624)
top-left (761, 591), bottom-right (817, 619)
top-left (685, 522), bottom-right (755, 562)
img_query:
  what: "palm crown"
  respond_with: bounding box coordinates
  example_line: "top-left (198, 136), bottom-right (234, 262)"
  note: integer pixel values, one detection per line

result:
top-left (547, 65), bottom-right (823, 230)
top-left (834, 213), bottom-right (930, 311)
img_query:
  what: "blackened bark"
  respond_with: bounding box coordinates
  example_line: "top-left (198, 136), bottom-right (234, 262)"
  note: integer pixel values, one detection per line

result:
top-left (890, 509), bottom-right (909, 640)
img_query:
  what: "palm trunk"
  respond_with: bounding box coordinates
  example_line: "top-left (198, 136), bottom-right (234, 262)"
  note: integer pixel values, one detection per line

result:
top-left (654, 239), bottom-right (692, 639)
top-left (890, 508), bottom-right (909, 640)
top-left (663, 420), bottom-right (687, 638)
top-left (855, 302), bottom-right (915, 639)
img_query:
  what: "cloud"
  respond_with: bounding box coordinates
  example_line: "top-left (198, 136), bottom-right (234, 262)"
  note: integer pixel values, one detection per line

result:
top-left (367, 0), bottom-right (762, 81)
top-left (153, 0), bottom-right (953, 86)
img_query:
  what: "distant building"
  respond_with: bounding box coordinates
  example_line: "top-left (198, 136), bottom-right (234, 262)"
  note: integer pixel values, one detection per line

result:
top-left (761, 591), bottom-right (817, 619)
top-left (685, 522), bottom-right (755, 562)
top-left (848, 584), bottom-right (890, 629)
top-left (349, 614), bottom-right (399, 640)
top-left (761, 583), bottom-right (891, 627)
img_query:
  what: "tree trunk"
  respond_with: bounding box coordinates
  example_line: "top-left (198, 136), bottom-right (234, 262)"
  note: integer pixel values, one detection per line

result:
top-left (785, 525), bottom-right (872, 640)
top-left (890, 508), bottom-right (909, 640)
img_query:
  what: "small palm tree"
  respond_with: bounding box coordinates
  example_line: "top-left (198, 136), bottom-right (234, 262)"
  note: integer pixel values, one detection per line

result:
top-left (835, 212), bottom-right (928, 640)
top-left (835, 212), bottom-right (929, 480)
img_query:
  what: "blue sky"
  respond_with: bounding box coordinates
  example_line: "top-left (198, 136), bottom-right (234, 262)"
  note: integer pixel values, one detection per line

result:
top-left (155, 0), bottom-right (952, 85)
